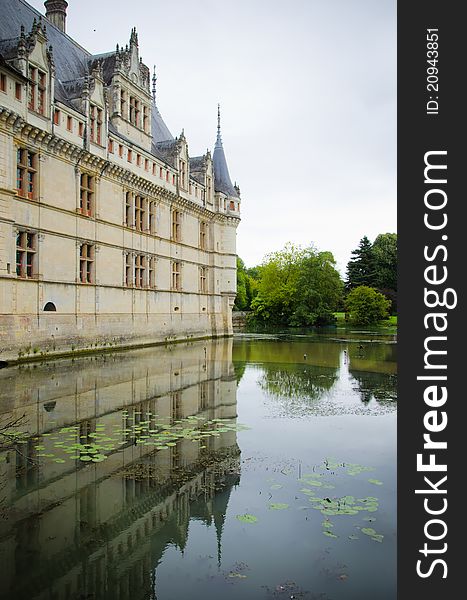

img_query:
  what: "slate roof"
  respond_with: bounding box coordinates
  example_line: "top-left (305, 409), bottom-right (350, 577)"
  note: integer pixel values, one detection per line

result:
top-left (213, 130), bottom-right (239, 198)
top-left (0, 0), bottom-right (90, 82)
top-left (151, 101), bottom-right (173, 144)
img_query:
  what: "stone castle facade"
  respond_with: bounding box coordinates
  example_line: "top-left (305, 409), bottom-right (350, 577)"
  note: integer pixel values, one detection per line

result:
top-left (0, 0), bottom-right (241, 364)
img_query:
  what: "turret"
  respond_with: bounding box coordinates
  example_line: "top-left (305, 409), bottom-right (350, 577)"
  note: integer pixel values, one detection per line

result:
top-left (44, 0), bottom-right (68, 33)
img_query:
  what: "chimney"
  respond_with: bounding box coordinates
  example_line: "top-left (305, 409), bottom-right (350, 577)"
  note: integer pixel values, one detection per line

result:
top-left (44, 0), bottom-right (68, 33)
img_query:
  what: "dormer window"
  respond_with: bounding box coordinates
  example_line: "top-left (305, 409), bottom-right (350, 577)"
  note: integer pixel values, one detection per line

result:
top-left (28, 66), bottom-right (46, 115)
top-left (179, 160), bottom-right (187, 189)
top-left (129, 96), bottom-right (140, 127)
top-left (120, 90), bottom-right (127, 118)
top-left (90, 104), bottom-right (103, 145)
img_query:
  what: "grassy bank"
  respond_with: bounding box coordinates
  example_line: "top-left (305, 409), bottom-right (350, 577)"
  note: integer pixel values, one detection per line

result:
top-left (334, 312), bottom-right (397, 327)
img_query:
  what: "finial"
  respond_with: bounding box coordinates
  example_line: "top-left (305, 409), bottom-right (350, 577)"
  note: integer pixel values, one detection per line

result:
top-left (152, 66), bottom-right (157, 104)
top-left (216, 103), bottom-right (223, 146)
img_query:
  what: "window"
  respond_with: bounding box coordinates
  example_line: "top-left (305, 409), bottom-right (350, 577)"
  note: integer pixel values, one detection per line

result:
top-left (119, 144), bottom-right (124, 158)
top-left (229, 200), bottom-right (235, 210)
top-left (53, 108), bottom-right (60, 125)
top-left (125, 253), bottom-right (132, 286)
top-left (38, 71), bottom-right (46, 115)
top-left (165, 171), bottom-right (169, 182)
top-left (137, 154), bottom-right (141, 167)
top-left (199, 266), bottom-right (207, 293)
top-left (79, 244), bottom-right (94, 283)
top-left (28, 66), bottom-right (46, 115)
top-left (125, 192), bottom-right (133, 227)
top-left (16, 231), bottom-right (36, 278)
top-left (134, 195), bottom-right (145, 232)
top-left (0, 73), bottom-right (6, 92)
top-left (127, 149), bottom-right (132, 163)
top-left (90, 104), bottom-right (102, 144)
top-left (67, 115), bottom-right (73, 131)
top-left (16, 148), bottom-right (37, 199)
top-left (108, 139), bottom-right (114, 153)
top-left (179, 160), bottom-right (186, 189)
top-left (129, 96), bottom-right (140, 127)
top-left (145, 158), bottom-right (149, 171)
top-left (199, 221), bottom-right (207, 250)
top-left (148, 257), bottom-right (156, 288)
top-left (134, 254), bottom-right (145, 288)
top-left (172, 174), bottom-right (176, 185)
top-left (149, 202), bottom-right (156, 234)
top-left (143, 106), bottom-right (149, 132)
top-left (80, 173), bottom-right (94, 216)
top-left (28, 68), bottom-right (35, 110)
top-left (159, 166), bottom-right (163, 178)
top-left (15, 82), bottom-right (22, 100)
top-left (120, 90), bottom-right (127, 117)
top-left (78, 122), bottom-right (84, 137)
top-left (171, 210), bottom-right (181, 241)
top-left (171, 262), bottom-right (180, 290)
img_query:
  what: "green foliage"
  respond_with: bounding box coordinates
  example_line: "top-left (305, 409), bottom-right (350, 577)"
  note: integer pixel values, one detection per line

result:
top-left (372, 233), bottom-right (397, 291)
top-left (234, 256), bottom-right (259, 310)
top-left (345, 286), bottom-right (391, 325)
top-left (346, 236), bottom-right (377, 290)
top-left (250, 242), bottom-right (343, 327)
top-left (346, 233), bottom-right (397, 313)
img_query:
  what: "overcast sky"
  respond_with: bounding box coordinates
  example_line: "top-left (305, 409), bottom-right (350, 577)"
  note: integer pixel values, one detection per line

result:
top-left (30, 0), bottom-right (396, 275)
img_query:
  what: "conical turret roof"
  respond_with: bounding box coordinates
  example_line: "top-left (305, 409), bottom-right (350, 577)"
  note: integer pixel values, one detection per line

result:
top-left (151, 66), bottom-right (173, 143)
top-left (212, 105), bottom-right (239, 198)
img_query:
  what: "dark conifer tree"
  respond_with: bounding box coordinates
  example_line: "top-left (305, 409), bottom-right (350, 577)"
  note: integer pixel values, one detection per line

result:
top-left (345, 236), bottom-right (377, 290)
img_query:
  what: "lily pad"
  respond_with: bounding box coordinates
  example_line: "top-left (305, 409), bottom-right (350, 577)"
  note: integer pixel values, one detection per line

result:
top-left (322, 531), bottom-right (338, 538)
top-left (368, 479), bottom-right (383, 486)
top-left (361, 527), bottom-right (377, 536)
top-left (236, 514), bottom-right (258, 524)
top-left (269, 503), bottom-right (289, 510)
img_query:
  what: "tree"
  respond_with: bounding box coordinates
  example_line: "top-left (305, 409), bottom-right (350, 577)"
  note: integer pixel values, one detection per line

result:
top-left (345, 286), bottom-right (391, 325)
top-left (372, 233), bottom-right (397, 291)
top-left (346, 236), bottom-right (377, 290)
top-left (234, 257), bottom-right (248, 310)
top-left (234, 257), bottom-right (260, 311)
top-left (250, 243), bottom-right (343, 327)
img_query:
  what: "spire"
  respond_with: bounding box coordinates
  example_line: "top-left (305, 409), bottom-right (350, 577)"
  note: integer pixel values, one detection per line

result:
top-left (152, 65), bottom-right (157, 104)
top-left (212, 104), bottom-right (239, 198)
top-left (216, 103), bottom-right (222, 146)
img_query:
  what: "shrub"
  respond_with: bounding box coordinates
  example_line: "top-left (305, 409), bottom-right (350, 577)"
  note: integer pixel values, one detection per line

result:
top-left (345, 286), bottom-right (391, 325)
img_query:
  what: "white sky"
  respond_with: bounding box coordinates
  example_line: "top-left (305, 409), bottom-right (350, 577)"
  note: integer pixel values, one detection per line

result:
top-left (30, 0), bottom-right (396, 275)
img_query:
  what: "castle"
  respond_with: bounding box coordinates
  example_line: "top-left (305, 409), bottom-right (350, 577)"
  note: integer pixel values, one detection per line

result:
top-left (0, 0), bottom-right (241, 364)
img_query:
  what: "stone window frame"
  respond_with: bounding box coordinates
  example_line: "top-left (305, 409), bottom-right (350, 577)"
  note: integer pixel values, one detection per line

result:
top-left (199, 221), bottom-right (208, 250)
top-left (79, 172), bottom-right (95, 217)
top-left (171, 209), bottom-right (181, 242)
top-left (16, 229), bottom-right (37, 279)
top-left (28, 64), bottom-right (47, 116)
top-left (16, 147), bottom-right (38, 200)
top-left (171, 261), bottom-right (181, 291)
top-left (79, 243), bottom-right (94, 284)
top-left (89, 104), bottom-right (103, 145)
top-left (199, 265), bottom-right (207, 293)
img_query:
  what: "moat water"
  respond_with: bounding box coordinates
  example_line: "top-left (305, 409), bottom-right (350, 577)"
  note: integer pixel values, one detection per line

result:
top-left (0, 328), bottom-right (397, 600)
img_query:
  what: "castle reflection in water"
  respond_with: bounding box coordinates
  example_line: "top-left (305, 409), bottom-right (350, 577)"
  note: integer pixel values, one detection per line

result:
top-left (0, 339), bottom-right (240, 600)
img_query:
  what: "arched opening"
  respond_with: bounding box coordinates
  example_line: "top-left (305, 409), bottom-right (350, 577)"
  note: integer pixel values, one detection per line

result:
top-left (43, 302), bottom-right (57, 312)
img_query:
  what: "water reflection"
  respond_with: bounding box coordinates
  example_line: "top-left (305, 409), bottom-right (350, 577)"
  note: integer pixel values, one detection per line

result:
top-left (233, 338), bottom-right (396, 417)
top-left (0, 339), bottom-right (240, 600)
top-left (0, 333), bottom-right (397, 600)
